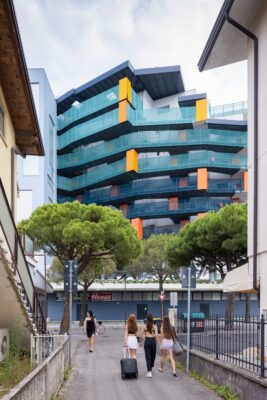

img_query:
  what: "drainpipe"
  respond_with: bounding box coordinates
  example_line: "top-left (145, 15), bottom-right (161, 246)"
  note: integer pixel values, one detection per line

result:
top-left (225, 13), bottom-right (258, 290)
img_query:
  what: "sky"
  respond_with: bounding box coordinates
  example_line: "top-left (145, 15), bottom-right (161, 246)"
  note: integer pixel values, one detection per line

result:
top-left (13, 0), bottom-right (247, 106)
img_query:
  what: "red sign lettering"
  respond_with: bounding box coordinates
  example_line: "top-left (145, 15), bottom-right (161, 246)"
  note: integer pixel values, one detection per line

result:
top-left (91, 293), bottom-right (112, 301)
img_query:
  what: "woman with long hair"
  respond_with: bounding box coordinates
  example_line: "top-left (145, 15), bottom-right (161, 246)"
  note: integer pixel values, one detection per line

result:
top-left (159, 316), bottom-right (177, 377)
top-left (83, 310), bottom-right (96, 352)
top-left (140, 313), bottom-right (158, 378)
top-left (124, 314), bottom-right (138, 358)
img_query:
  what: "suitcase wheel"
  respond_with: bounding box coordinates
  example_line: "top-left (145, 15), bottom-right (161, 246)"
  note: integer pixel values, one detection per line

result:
top-left (121, 373), bottom-right (126, 380)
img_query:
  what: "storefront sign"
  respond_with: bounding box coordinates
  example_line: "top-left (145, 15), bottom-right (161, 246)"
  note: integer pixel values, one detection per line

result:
top-left (91, 293), bottom-right (112, 301)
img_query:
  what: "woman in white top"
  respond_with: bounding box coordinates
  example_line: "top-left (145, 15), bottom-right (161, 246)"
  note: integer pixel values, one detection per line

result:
top-left (124, 314), bottom-right (138, 358)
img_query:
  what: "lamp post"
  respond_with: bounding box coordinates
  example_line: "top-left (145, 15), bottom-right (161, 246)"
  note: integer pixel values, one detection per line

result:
top-left (119, 272), bottom-right (128, 324)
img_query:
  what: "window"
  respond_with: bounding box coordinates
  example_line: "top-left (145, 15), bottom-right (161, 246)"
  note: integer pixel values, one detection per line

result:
top-left (203, 292), bottom-right (212, 301)
top-left (143, 292), bottom-right (153, 301)
top-left (192, 292), bottom-right (202, 301)
top-left (0, 107), bottom-right (4, 138)
top-left (31, 83), bottom-right (40, 118)
top-left (23, 156), bottom-right (39, 175)
top-left (152, 292), bottom-right (159, 301)
top-left (133, 292), bottom-right (142, 301)
top-left (49, 116), bottom-right (55, 170)
top-left (112, 292), bottom-right (122, 301)
top-left (178, 292), bottom-right (183, 301)
top-left (212, 292), bottom-right (221, 301)
top-left (123, 292), bottom-right (132, 301)
top-left (17, 190), bottom-right (33, 221)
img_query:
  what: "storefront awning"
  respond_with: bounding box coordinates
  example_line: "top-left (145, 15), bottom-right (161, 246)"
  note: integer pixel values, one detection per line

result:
top-left (223, 263), bottom-right (257, 293)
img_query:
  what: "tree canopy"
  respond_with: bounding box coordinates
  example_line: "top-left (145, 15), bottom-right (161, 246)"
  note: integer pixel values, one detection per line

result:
top-left (166, 203), bottom-right (247, 279)
top-left (18, 201), bottom-right (141, 273)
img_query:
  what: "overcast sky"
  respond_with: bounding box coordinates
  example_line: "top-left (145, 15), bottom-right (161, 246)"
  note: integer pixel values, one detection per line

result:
top-left (14, 0), bottom-right (247, 106)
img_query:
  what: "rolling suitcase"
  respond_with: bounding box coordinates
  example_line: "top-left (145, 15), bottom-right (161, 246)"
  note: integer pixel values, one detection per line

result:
top-left (120, 347), bottom-right (138, 379)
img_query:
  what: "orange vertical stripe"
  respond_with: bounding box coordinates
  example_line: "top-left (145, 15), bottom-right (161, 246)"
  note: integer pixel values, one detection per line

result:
top-left (131, 218), bottom-right (143, 239)
top-left (244, 171), bottom-right (248, 192)
top-left (169, 197), bottom-right (179, 210)
top-left (197, 168), bottom-right (208, 190)
top-left (118, 100), bottom-right (128, 123)
top-left (126, 149), bottom-right (138, 172)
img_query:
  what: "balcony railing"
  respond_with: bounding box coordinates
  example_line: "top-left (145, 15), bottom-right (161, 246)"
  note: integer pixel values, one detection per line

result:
top-left (0, 179), bottom-right (45, 333)
top-left (57, 151), bottom-right (247, 193)
top-left (209, 101), bottom-right (247, 119)
top-left (58, 128), bottom-right (247, 170)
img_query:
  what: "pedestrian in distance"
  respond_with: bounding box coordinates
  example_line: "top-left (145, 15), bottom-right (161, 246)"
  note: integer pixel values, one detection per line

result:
top-left (124, 314), bottom-right (138, 358)
top-left (84, 310), bottom-right (96, 352)
top-left (158, 316), bottom-right (177, 377)
top-left (140, 313), bottom-right (159, 378)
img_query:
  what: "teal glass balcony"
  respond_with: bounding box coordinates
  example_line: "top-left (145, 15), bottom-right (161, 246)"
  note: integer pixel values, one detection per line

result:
top-left (57, 128), bottom-right (247, 171)
top-left (57, 86), bottom-right (119, 131)
top-left (126, 198), bottom-right (231, 220)
top-left (128, 106), bottom-right (195, 125)
top-left (83, 178), bottom-right (243, 205)
top-left (57, 151), bottom-right (247, 193)
top-left (143, 225), bottom-right (180, 238)
top-left (209, 101), bottom-right (247, 119)
top-left (58, 108), bottom-right (119, 151)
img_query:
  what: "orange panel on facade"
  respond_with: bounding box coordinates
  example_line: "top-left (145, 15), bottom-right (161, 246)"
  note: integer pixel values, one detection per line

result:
top-left (197, 168), bottom-right (208, 190)
top-left (119, 77), bottom-right (132, 103)
top-left (179, 177), bottom-right (188, 188)
top-left (180, 219), bottom-right (189, 228)
top-left (244, 171), bottom-right (248, 192)
top-left (111, 185), bottom-right (118, 197)
top-left (126, 149), bottom-right (138, 172)
top-left (118, 100), bottom-right (128, 123)
top-left (131, 218), bottom-right (143, 239)
top-left (198, 213), bottom-right (207, 219)
top-left (196, 98), bottom-right (207, 122)
top-left (120, 204), bottom-right (128, 216)
top-left (169, 197), bottom-right (179, 210)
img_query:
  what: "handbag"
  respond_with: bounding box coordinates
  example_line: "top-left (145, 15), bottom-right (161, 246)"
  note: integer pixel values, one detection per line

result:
top-left (172, 340), bottom-right (183, 355)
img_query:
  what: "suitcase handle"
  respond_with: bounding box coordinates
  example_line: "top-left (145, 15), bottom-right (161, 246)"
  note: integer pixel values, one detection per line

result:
top-left (123, 346), bottom-right (130, 358)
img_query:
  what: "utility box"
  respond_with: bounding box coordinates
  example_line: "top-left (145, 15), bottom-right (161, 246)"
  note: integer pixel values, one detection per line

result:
top-left (0, 329), bottom-right (9, 361)
top-left (181, 313), bottom-right (205, 333)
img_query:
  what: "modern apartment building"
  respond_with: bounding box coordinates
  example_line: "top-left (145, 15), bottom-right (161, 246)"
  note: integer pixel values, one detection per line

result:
top-left (57, 61), bottom-right (248, 239)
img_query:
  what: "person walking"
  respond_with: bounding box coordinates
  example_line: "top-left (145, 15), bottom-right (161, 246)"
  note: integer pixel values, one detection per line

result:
top-left (158, 316), bottom-right (177, 377)
top-left (140, 313), bottom-right (158, 378)
top-left (84, 310), bottom-right (96, 352)
top-left (124, 314), bottom-right (138, 358)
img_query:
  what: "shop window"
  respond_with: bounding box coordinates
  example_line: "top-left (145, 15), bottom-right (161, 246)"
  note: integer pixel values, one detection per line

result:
top-left (143, 292), bottom-right (153, 301)
top-left (133, 292), bottom-right (142, 301)
top-left (203, 292), bottom-right (212, 301)
top-left (212, 292), bottom-right (221, 301)
top-left (192, 292), bottom-right (202, 301)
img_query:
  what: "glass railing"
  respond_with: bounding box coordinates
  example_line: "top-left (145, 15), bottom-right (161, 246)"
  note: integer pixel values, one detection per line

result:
top-left (131, 89), bottom-right (143, 110)
top-left (57, 86), bottom-right (119, 131)
top-left (58, 108), bottom-right (119, 150)
top-left (58, 151), bottom-right (247, 193)
top-left (126, 198), bottom-right (231, 219)
top-left (139, 151), bottom-right (247, 174)
top-left (128, 106), bottom-right (195, 125)
top-left (209, 101), bottom-right (248, 119)
top-left (83, 177), bottom-right (243, 204)
top-left (57, 128), bottom-right (247, 170)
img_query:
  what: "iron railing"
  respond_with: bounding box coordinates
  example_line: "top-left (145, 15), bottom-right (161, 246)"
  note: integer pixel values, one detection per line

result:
top-left (177, 314), bottom-right (267, 378)
top-left (0, 179), bottom-right (46, 333)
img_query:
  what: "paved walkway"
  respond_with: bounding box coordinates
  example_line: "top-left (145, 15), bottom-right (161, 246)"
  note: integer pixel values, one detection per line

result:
top-left (59, 327), bottom-right (220, 400)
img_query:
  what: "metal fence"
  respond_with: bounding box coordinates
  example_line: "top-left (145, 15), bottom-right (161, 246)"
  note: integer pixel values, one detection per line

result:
top-left (177, 314), bottom-right (267, 378)
top-left (31, 333), bottom-right (67, 365)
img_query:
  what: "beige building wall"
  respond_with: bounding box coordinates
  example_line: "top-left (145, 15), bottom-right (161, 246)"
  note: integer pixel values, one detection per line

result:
top-left (247, 1), bottom-right (267, 314)
top-left (0, 84), bottom-right (17, 214)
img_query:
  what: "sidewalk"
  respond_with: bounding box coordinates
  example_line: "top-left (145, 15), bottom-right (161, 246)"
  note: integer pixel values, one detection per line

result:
top-left (59, 327), bottom-right (220, 400)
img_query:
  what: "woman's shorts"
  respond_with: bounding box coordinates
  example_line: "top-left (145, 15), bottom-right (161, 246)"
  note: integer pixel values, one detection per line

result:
top-left (127, 335), bottom-right (138, 350)
top-left (160, 338), bottom-right (173, 351)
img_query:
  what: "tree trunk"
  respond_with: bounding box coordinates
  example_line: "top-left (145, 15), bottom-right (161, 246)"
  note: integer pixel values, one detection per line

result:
top-left (225, 292), bottom-right (235, 330)
top-left (59, 295), bottom-right (70, 334)
top-left (159, 279), bottom-right (164, 320)
top-left (79, 284), bottom-right (89, 326)
top-left (245, 293), bottom-right (251, 323)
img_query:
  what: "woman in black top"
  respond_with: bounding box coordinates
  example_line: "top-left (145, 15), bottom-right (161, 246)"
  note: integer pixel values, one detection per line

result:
top-left (83, 310), bottom-right (96, 352)
top-left (140, 314), bottom-right (159, 378)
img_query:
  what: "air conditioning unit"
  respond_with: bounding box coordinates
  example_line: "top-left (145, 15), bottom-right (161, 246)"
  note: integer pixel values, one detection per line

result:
top-left (0, 329), bottom-right (9, 362)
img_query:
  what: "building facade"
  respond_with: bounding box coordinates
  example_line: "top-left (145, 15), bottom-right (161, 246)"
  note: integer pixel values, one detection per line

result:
top-left (0, 0), bottom-right (46, 346)
top-left (57, 61), bottom-right (247, 238)
top-left (48, 282), bottom-right (259, 322)
top-left (17, 68), bottom-right (57, 223)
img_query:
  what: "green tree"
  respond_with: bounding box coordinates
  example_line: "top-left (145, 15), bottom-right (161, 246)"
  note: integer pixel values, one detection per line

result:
top-left (128, 234), bottom-right (178, 318)
top-left (166, 203), bottom-right (247, 327)
top-left (18, 201), bottom-right (141, 332)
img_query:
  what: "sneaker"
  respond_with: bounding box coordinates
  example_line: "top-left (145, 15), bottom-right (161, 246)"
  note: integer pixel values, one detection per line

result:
top-left (173, 373), bottom-right (177, 377)
top-left (158, 368), bottom-right (163, 372)
top-left (146, 372), bottom-right (152, 378)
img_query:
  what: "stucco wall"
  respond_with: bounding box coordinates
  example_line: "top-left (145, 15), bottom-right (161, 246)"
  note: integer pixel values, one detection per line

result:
top-left (247, 1), bottom-right (267, 315)
top-left (0, 85), bottom-right (17, 209)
